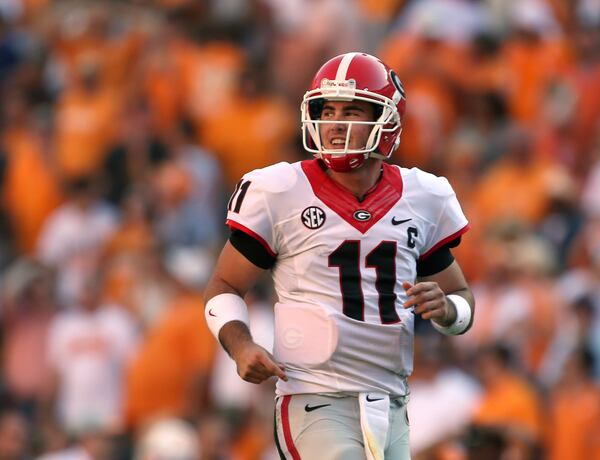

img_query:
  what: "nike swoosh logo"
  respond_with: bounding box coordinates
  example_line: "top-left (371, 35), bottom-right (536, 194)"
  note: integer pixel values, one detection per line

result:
top-left (391, 217), bottom-right (412, 226)
top-left (304, 403), bottom-right (331, 412)
top-left (366, 395), bottom-right (384, 402)
top-left (208, 309), bottom-right (217, 317)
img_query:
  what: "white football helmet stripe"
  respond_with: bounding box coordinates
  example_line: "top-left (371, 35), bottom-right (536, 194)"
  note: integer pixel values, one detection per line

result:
top-left (335, 52), bottom-right (358, 81)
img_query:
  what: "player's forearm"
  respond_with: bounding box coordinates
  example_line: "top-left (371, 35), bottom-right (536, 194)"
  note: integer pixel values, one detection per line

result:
top-left (204, 277), bottom-right (253, 356)
top-left (218, 320), bottom-right (254, 359)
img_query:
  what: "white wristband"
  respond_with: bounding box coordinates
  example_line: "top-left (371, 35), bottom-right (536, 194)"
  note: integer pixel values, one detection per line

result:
top-left (431, 294), bottom-right (472, 336)
top-left (205, 293), bottom-right (250, 339)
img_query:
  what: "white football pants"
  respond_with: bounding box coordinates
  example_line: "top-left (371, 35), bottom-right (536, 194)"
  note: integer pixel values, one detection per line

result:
top-left (274, 393), bottom-right (411, 460)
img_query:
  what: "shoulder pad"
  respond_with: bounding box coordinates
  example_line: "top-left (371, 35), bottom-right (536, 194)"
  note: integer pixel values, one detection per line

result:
top-left (243, 162), bottom-right (297, 194)
top-left (410, 167), bottom-right (454, 198)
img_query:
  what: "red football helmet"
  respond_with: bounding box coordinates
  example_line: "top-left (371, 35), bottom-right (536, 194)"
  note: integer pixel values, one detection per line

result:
top-left (301, 52), bottom-right (406, 172)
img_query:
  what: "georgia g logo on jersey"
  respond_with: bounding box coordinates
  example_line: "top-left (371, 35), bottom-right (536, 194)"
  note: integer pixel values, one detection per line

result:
top-left (353, 210), bottom-right (372, 221)
top-left (302, 206), bottom-right (326, 229)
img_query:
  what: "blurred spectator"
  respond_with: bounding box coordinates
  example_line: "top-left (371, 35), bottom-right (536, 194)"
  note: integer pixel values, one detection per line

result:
top-left (456, 224), bottom-right (560, 373)
top-left (408, 333), bottom-right (481, 457)
top-left (137, 27), bottom-right (182, 138)
top-left (471, 344), bottom-right (544, 460)
top-left (52, 55), bottom-right (120, 180)
top-left (267, 0), bottom-right (364, 104)
top-left (557, 215), bottom-right (600, 378)
top-left (230, 406), bottom-right (279, 460)
top-left (380, 31), bottom-right (466, 169)
top-left (101, 190), bottom-right (155, 264)
top-left (46, 271), bottom-right (138, 436)
top-left (154, 119), bottom-right (224, 249)
top-left (0, 258), bottom-right (55, 418)
top-left (357, 0), bottom-right (405, 52)
top-left (0, 169), bottom-right (15, 271)
top-left (1, 91), bottom-right (63, 254)
top-left (394, 0), bottom-right (492, 44)
top-left (581, 155), bottom-right (600, 217)
top-left (185, 39), bottom-right (246, 131)
top-left (501, 0), bottom-right (571, 125)
top-left (463, 425), bottom-right (506, 460)
top-left (0, 408), bottom-right (30, 460)
top-left (199, 58), bottom-right (296, 186)
top-left (472, 125), bottom-right (571, 231)
top-left (124, 290), bottom-right (216, 431)
top-left (545, 347), bottom-right (600, 460)
top-left (36, 428), bottom-right (114, 460)
top-left (537, 172), bottom-right (583, 270)
top-left (453, 91), bottom-right (510, 171)
top-left (196, 412), bottom-right (233, 460)
top-left (531, 24), bottom-right (600, 175)
top-left (47, 3), bottom-right (143, 92)
top-left (539, 295), bottom-right (599, 387)
top-left (134, 417), bottom-right (199, 460)
top-left (36, 176), bottom-right (118, 306)
top-left (108, 244), bottom-right (183, 328)
top-left (0, 17), bottom-right (21, 81)
top-left (102, 96), bottom-right (169, 207)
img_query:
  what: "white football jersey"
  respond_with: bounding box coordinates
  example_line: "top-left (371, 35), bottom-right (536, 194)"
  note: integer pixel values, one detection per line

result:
top-left (226, 160), bottom-right (469, 398)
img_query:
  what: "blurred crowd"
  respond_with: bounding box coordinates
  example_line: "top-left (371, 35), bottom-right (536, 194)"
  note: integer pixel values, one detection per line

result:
top-left (0, 0), bottom-right (599, 459)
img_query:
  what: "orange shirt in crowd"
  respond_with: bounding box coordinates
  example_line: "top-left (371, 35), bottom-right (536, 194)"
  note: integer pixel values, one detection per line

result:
top-left (103, 222), bottom-right (155, 264)
top-left (181, 41), bottom-right (246, 124)
top-left (53, 86), bottom-right (119, 179)
top-left (461, 39), bottom-right (510, 95)
top-left (19, 0), bottom-right (49, 20)
top-left (442, 142), bottom-right (484, 282)
top-left (358, 0), bottom-right (405, 21)
top-left (200, 96), bottom-right (296, 186)
top-left (231, 418), bottom-right (274, 460)
top-left (142, 49), bottom-right (182, 136)
top-left (502, 37), bottom-right (572, 125)
top-left (2, 129), bottom-right (63, 253)
top-left (392, 77), bottom-right (457, 168)
top-left (124, 293), bottom-right (217, 430)
top-left (546, 384), bottom-right (600, 460)
top-left (380, 36), bottom-right (465, 167)
top-left (50, 16), bottom-right (143, 90)
top-left (380, 35), bottom-right (469, 86)
top-left (519, 280), bottom-right (559, 374)
top-left (472, 158), bottom-right (564, 230)
top-left (473, 373), bottom-right (544, 441)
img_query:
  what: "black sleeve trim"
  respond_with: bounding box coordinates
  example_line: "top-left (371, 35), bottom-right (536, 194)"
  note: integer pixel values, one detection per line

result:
top-left (229, 229), bottom-right (276, 269)
top-left (446, 235), bottom-right (462, 248)
top-left (416, 245), bottom-right (454, 277)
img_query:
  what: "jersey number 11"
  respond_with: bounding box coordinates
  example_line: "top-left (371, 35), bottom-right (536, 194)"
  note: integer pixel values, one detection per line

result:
top-left (329, 240), bottom-right (400, 324)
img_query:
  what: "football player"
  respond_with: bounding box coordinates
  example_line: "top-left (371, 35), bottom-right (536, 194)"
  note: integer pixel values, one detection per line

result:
top-left (204, 52), bottom-right (475, 460)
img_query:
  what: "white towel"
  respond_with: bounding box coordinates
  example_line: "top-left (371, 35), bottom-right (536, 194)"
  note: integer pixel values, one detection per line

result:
top-left (358, 392), bottom-right (390, 460)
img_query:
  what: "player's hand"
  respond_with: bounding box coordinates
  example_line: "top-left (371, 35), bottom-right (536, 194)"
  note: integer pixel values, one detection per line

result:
top-left (232, 342), bottom-right (288, 384)
top-left (402, 281), bottom-right (455, 324)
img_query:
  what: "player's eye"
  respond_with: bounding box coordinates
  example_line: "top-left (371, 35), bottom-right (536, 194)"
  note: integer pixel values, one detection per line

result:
top-left (345, 109), bottom-right (363, 117)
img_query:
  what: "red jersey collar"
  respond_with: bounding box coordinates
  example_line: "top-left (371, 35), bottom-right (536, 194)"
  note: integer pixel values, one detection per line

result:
top-left (301, 159), bottom-right (403, 233)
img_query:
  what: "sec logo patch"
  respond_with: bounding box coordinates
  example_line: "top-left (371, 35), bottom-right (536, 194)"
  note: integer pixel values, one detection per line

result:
top-left (302, 206), bottom-right (326, 229)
